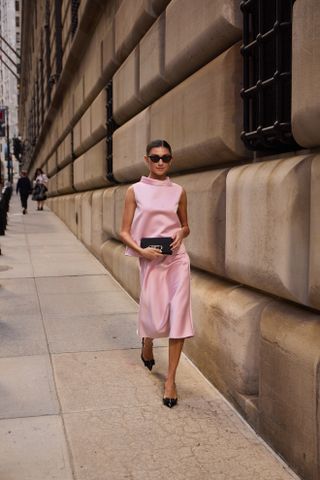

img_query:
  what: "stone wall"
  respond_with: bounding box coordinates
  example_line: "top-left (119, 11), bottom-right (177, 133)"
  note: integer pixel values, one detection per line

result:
top-left (22, 1), bottom-right (320, 478)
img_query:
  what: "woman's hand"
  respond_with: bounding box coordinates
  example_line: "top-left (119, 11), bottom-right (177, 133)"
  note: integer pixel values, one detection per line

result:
top-left (139, 247), bottom-right (163, 261)
top-left (170, 228), bottom-right (185, 250)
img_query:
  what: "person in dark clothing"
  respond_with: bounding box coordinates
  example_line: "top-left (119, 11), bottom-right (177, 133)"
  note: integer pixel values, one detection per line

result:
top-left (16, 170), bottom-right (32, 214)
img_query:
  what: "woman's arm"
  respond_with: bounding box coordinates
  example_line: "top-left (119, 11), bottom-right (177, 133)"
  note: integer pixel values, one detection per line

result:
top-left (171, 188), bottom-right (190, 250)
top-left (120, 187), bottom-right (162, 260)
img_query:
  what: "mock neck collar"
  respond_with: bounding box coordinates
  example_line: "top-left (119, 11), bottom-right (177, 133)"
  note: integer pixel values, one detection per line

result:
top-left (140, 176), bottom-right (171, 186)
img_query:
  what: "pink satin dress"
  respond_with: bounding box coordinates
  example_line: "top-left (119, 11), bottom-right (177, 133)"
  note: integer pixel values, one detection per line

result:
top-left (126, 176), bottom-right (194, 339)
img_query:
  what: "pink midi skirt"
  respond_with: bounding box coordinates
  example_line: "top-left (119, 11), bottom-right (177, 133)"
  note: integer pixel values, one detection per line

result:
top-left (138, 251), bottom-right (194, 339)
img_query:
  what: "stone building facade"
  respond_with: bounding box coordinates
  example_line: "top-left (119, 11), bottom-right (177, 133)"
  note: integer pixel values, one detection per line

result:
top-left (19, 1), bottom-right (320, 479)
top-left (0, 0), bottom-right (21, 177)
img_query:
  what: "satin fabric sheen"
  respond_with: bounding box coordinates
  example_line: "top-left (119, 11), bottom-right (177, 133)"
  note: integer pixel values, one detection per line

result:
top-left (126, 176), bottom-right (194, 339)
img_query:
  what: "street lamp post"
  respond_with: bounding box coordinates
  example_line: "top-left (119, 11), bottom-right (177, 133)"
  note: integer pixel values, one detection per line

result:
top-left (5, 107), bottom-right (12, 183)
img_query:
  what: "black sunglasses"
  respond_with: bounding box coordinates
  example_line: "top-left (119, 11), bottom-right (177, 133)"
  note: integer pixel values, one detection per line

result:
top-left (148, 154), bottom-right (172, 163)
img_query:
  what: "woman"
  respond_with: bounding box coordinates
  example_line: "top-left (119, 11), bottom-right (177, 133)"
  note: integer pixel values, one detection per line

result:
top-left (32, 168), bottom-right (48, 211)
top-left (121, 139), bottom-right (194, 408)
top-left (16, 170), bottom-right (32, 214)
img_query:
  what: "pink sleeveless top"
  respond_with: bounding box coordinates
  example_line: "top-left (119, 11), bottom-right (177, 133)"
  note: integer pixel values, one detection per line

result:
top-left (125, 176), bottom-right (186, 257)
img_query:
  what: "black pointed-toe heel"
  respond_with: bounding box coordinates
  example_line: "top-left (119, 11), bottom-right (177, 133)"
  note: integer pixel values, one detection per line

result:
top-left (163, 397), bottom-right (178, 408)
top-left (141, 338), bottom-right (155, 371)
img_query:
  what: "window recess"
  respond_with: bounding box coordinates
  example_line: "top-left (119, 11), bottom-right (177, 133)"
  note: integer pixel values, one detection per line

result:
top-left (240, 0), bottom-right (299, 152)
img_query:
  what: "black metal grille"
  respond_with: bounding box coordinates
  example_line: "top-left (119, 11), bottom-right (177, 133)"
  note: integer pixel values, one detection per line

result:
top-left (55, 0), bottom-right (63, 79)
top-left (45, 0), bottom-right (51, 108)
top-left (71, 0), bottom-right (80, 38)
top-left (106, 80), bottom-right (119, 183)
top-left (240, 0), bottom-right (299, 152)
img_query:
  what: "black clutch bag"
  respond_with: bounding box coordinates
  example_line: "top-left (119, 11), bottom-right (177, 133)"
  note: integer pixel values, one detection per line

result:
top-left (140, 237), bottom-right (173, 255)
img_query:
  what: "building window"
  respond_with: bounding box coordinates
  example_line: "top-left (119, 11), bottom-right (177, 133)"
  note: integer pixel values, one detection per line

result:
top-left (240, 0), bottom-right (299, 152)
top-left (16, 16), bottom-right (20, 27)
top-left (71, 0), bottom-right (80, 38)
top-left (15, 1), bottom-right (19, 11)
top-left (106, 80), bottom-right (119, 182)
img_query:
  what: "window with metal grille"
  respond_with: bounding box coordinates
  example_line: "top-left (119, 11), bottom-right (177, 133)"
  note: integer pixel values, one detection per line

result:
top-left (54, 0), bottom-right (63, 80)
top-left (71, 0), bottom-right (80, 38)
top-left (240, 0), bottom-right (299, 152)
top-left (44, 0), bottom-right (51, 108)
top-left (106, 80), bottom-right (119, 183)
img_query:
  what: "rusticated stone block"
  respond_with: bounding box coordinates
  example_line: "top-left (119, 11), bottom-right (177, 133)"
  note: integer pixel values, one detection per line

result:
top-left (150, 44), bottom-right (249, 174)
top-left (62, 95), bottom-right (72, 132)
top-left (80, 106), bottom-right (92, 153)
top-left (73, 154), bottom-right (85, 191)
top-left (113, 108), bottom-right (150, 182)
top-left (260, 301), bottom-right (320, 480)
top-left (64, 194), bottom-right (77, 237)
top-left (47, 174), bottom-right (58, 196)
top-left (184, 270), bottom-right (271, 400)
top-left (91, 189), bottom-right (109, 258)
top-left (100, 239), bottom-right (140, 301)
top-left (139, 13), bottom-right (170, 105)
top-left (80, 192), bottom-right (92, 248)
top-left (309, 155), bottom-right (320, 310)
top-left (57, 141), bottom-right (64, 169)
top-left (114, 0), bottom-right (170, 62)
top-left (75, 193), bottom-right (82, 239)
top-left (56, 134), bottom-right (72, 170)
top-left (74, 91), bottom-right (106, 159)
top-left (175, 170), bottom-right (228, 276)
top-left (63, 133), bottom-right (72, 167)
top-left (225, 154), bottom-right (312, 305)
top-left (83, 33), bottom-right (102, 104)
top-left (73, 120), bottom-right (81, 157)
top-left (114, 185), bottom-right (130, 241)
top-left (101, 21), bottom-right (120, 83)
top-left (56, 164), bottom-right (74, 194)
top-left (73, 139), bottom-right (111, 191)
top-left (74, 76), bottom-right (84, 118)
top-left (52, 197), bottom-right (59, 214)
top-left (113, 46), bottom-right (145, 125)
top-left (91, 89), bottom-right (107, 144)
top-left (102, 186), bottom-right (119, 238)
top-left (47, 152), bottom-right (58, 177)
top-left (292, 0), bottom-right (320, 148)
top-left (165, 0), bottom-right (242, 85)
top-left (57, 196), bottom-right (65, 221)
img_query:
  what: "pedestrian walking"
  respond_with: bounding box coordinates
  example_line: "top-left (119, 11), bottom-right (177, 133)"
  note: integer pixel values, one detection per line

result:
top-left (32, 168), bottom-right (48, 211)
top-left (16, 170), bottom-right (32, 214)
top-left (121, 139), bottom-right (194, 408)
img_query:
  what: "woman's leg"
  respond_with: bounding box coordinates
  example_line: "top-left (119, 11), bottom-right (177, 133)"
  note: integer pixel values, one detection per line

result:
top-left (142, 337), bottom-right (154, 361)
top-left (164, 338), bottom-right (184, 399)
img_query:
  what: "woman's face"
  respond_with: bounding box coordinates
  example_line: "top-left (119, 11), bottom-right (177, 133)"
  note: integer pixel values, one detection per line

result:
top-left (144, 146), bottom-right (172, 180)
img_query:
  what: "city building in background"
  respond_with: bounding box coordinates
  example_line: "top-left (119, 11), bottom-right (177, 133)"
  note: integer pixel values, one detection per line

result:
top-left (0, 0), bottom-right (21, 182)
top-left (18, 2), bottom-right (320, 479)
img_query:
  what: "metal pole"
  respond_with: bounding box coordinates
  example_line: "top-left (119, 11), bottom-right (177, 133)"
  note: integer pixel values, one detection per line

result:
top-left (5, 107), bottom-right (12, 183)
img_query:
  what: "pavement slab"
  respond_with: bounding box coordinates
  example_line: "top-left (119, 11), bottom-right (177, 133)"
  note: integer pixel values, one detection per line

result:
top-left (0, 416), bottom-right (73, 480)
top-left (43, 313), bottom-right (140, 353)
top-left (63, 405), bottom-right (297, 480)
top-left (38, 290), bottom-right (138, 317)
top-left (34, 273), bottom-right (122, 294)
top-left (0, 355), bottom-right (59, 419)
top-left (0, 196), bottom-right (300, 480)
top-left (0, 314), bottom-right (48, 357)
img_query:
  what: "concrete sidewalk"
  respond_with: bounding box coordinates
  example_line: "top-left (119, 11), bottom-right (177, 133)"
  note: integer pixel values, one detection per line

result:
top-left (0, 195), bottom-right (300, 480)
